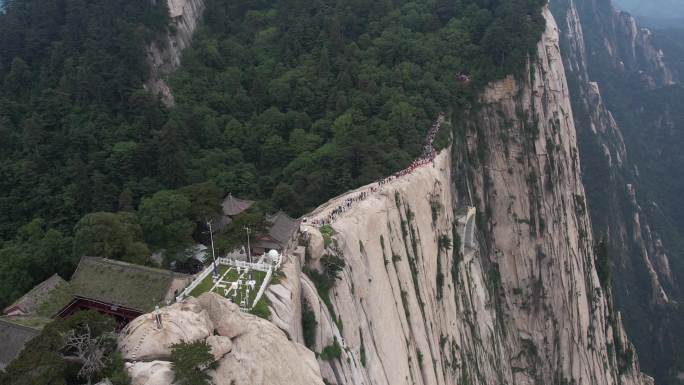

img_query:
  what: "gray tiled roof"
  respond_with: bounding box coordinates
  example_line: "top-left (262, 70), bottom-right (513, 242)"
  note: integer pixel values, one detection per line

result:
top-left (3, 274), bottom-right (67, 315)
top-left (222, 194), bottom-right (254, 217)
top-left (68, 257), bottom-right (184, 312)
top-left (0, 319), bottom-right (40, 369)
top-left (264, 211), bottom-right (300, 247)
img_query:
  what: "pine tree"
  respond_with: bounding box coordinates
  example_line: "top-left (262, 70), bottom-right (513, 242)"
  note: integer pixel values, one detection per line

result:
top-left (118, 189), bottom-right (135, 212)
top-left (158, 121), bottom-right (187, 188)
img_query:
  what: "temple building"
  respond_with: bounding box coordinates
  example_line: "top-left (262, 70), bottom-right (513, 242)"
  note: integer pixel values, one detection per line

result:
top-left (2, 257), bottom-right (191, 332)
top-left (253, 211), bottom-right (301, 254)
top-left (53, 257), bottom-right (191, 329)
top-left (215, 193), bottom-right (255, 232)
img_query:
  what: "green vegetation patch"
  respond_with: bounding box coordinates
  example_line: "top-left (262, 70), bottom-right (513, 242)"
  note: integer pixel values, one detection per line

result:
top-left (302, 297), bottom-right (317, 349)
top-left (190, 265), bottom-right (268, 308)
top-left (320, 338), bottom-right (342, 361)
top-left (359, 327), bottom-right (367, 367)
top-left (303, 253), bottom-right (346, 332)
top-left (170, 340), bottom-right (218, 385)
top-left (249, 297), bottom-right (272, 320)
top-left (189, 265), bottom-right (231, 297)
top-left (319, 225), bottom-right (336, 249)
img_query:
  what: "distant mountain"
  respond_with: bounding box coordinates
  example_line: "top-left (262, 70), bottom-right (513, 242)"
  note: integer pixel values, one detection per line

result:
top-left (613, 0), bottom-right (684, 27)
top-left (614, 0), bottom-right (684, 17)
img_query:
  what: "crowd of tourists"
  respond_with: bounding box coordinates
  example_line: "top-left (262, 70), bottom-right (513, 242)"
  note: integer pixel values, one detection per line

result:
top-left (306, 114), bottom-right (445, 227)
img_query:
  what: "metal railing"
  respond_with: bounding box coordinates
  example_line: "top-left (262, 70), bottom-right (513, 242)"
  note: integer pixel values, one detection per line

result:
top-left (176, 253), bottom-right (283, 309)
top-left (176, 263), bottom-right (216, 302)
top-left (218, 258), bottom-right (273, 272)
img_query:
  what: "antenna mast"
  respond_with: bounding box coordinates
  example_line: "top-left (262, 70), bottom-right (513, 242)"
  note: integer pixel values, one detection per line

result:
top-left (207, 219), bottom-right (218, 278)
top-left (244, 226), bottom-right (252, 280)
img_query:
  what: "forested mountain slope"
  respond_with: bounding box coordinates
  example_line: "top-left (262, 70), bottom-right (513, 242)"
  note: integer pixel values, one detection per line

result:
top-left (168, 0), bottom-right (547, 214)
top-left (0, 0), bottom-right (544, 312)
top-left (0, 0), bottom-right (171, 307)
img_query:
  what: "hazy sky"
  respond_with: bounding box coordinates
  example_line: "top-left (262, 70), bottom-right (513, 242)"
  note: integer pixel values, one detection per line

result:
top-left (613, 0), bottom-right (684, 19)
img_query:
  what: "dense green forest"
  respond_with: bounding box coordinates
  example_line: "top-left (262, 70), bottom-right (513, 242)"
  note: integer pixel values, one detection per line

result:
top-left (0, 0), bottom-right (545, 311)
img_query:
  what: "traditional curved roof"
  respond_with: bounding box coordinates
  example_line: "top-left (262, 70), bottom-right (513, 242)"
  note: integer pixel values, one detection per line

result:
top-left (66, 257), bottom-right (187, 313)
top-left (255, 211), bottom-right (301, 250)
top-left (0, 318), bottom-right (40, 370)
top-left (3, 274), bottom-right (67, 316)
top-left (266, 211), bottom-right (300, 246)
top-left (222, 194), bottom-right (255, 217)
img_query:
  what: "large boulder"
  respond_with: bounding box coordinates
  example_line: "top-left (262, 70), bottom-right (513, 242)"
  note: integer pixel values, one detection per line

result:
top-left (118, 292), bottom-right (325, 385)
top-left (126, 361), bottom-right (174, 385)
top-left (196, 293), bottom-right (250, 338)
top-left (206, 335), bottom-right (232, 361)
top-left (118, 298), bottom-right (214, 361)
top-left (213, 339), bottom-right (321, 385)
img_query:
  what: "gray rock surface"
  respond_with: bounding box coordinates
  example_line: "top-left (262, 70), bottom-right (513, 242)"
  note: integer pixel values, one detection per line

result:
top-left (118, 293), bottom-right (324, 385)
top-left (126, 361), bottom-right (174, 385)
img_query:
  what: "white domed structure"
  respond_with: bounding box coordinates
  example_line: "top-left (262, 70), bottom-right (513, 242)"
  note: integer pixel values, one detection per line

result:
top-left (267, 249), bottom-right (280, 263)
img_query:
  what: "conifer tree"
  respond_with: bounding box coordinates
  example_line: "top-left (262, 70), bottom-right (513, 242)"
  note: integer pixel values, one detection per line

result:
top-left (158, 120), bottom-right (187, 188)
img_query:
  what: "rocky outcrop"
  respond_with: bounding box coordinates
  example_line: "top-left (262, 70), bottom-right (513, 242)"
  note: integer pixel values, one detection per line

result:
top-left (145, 0), bottom-right (205, 105)
top-left (457, 6), bottom-right (651, 384)
top-left (118, 293), bottom-right (324, 385)
top-left (626, 184), bottom-right (670, 304)
top-left (265, 247), bottom-right (307, 345)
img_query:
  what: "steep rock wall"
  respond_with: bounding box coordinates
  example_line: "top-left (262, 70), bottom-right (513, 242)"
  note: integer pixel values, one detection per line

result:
top-left (145, 0), bottom-right (205, 105)
top-left (550, 0), bottom-right (682, 381)
top-left (299, 145), bottom-right (510, 385)
top-left (457, 5), bottom-right (649, 384)
top-left (270, 6), bottom-right (653, 385)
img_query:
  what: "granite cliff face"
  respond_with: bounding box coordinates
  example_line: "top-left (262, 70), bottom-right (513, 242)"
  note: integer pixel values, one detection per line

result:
top-left (551, 0), bottom-right (684, 382)
top-left (267, 6), bottom-right (653, 385)
top-left (145, 0), bottom-right (206, 105)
